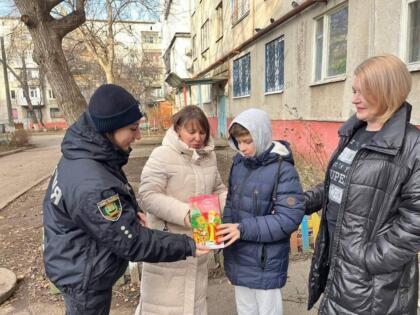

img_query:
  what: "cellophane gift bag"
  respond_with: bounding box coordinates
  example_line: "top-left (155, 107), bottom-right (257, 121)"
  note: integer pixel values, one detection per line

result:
top-left (189, 194), bottom-right (224, 249)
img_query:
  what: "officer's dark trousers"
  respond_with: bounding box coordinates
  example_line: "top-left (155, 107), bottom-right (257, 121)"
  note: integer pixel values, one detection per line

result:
top-left (63, 288), bottom-right (113, 315)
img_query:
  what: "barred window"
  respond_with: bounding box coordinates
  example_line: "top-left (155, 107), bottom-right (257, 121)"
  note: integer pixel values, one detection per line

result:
top-left (233, 53), bottom-right (251, 97)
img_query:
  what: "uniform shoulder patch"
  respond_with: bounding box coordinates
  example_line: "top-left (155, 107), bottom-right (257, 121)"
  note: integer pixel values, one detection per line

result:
top-left (97, 194), bottom-right (122, 221)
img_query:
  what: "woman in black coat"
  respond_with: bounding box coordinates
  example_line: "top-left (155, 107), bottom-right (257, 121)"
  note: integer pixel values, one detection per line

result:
top-left (305, 55), bottom-right (420, 314)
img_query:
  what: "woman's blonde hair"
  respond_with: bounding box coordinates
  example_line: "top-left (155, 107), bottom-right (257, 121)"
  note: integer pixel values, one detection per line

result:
top-left (354, 54), bottom-right (412, 124)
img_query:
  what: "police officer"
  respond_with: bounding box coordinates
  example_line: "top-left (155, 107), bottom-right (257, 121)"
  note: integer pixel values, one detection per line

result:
top-left (43, 84), bottom-right (207, 315)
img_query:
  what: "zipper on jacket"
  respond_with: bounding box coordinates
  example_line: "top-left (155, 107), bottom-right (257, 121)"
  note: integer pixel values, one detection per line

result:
top-left (260, 244), bottom-right (267, 269)
top-left (253, 190), bottom-right (260, 216)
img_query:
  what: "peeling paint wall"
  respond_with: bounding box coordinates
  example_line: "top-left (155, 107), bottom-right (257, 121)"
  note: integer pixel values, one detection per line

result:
top-left (191, 0), bottom-right (420, 127)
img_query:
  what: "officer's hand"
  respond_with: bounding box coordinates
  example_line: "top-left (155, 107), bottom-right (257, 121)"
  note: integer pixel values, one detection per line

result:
top-left (195, 244), bottom-right (211, 257)
top-left (137, 212), bottom-right (147, 227)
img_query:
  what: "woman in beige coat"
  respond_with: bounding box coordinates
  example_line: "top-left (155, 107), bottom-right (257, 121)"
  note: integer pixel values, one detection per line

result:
top-left (136, 105), bottom-right (227, 315)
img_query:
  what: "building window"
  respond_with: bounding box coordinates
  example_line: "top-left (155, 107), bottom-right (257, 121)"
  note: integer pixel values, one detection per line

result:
top-left (231, 0), bottom-right (250, 25)
top-left (201, 20), bottom-right (209, 52)
top-left (408, 0), bottom-right (420, 63)
top-left (233, 53), bottom-right (251, 97)
top-left (265, 37), bottom-right (284, 93)
top-left (28, 69), bottom-right (39, 80)
top-left (10, 90), bottom-right (16, 99)
top-left (30, 88), bottom-right (38, 98)
top-left (192, 35), bottom-right (197, 59)
top-left (48, 89), bottom-right (56, 99)
top-left (314, 5), bottom-right (348, 82)
top-left (50, 108), bottom-right (64, 119)
top-left (216, 2), bottom-right (223, 40)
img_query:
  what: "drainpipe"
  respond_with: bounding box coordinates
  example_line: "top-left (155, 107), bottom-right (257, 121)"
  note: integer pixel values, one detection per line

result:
top-left (193, 0), bottom-right (328, 79)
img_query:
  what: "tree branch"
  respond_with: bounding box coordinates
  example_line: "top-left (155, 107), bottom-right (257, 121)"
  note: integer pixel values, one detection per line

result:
top-left (0, 58), bottom-right (24, 86)
top-left (52, 0), bottom-right (86, 39)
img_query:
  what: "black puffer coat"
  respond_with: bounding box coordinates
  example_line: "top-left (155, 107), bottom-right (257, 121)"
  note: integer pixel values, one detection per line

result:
top-left (305, 103), bottom-right (420, 314)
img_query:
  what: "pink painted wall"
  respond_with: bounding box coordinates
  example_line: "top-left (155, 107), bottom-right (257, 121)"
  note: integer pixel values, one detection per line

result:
top-left (215, 117), bottom-right (342, 165)
top-left (208, 117), bottom-right (218, 137)
top-left (272, 120), bottom-right (342, 164)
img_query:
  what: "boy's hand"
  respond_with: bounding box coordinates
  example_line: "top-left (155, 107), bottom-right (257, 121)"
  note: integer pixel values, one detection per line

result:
top-left (216, 223), bottom-right (240, 247)
top-left (195, 244), bottom-right (211, 256)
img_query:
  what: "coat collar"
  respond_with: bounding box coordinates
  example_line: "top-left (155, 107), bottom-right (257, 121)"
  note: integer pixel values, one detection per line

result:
top-left (338, 102), bottom-right (412, 155)
top-left (162, 127), bottom-right (215, 161)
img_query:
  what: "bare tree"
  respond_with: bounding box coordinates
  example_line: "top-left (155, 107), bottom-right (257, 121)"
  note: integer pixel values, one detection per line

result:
top-left (74, 0), bottom-right (159, 84)
top-left (13, 0), bottom-right (87, 124)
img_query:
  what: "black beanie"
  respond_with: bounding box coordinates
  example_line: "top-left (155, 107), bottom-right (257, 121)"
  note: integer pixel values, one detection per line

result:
top-left (88, 84), bottom-right (143, 133)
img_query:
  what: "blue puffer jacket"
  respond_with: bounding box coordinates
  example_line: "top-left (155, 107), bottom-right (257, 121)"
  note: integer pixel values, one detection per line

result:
top-left (223, 109), bottom-right (305, 290)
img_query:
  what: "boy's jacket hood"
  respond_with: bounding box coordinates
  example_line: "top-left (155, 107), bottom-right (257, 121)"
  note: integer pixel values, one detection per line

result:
top-left (228, 108), bottom-right (293, 166)
top-left (228, 108), bottom-right (273, 157)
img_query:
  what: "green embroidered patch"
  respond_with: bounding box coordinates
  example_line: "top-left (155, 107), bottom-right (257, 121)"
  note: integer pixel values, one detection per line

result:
top-left (97, 194), bottom-right (122, 221)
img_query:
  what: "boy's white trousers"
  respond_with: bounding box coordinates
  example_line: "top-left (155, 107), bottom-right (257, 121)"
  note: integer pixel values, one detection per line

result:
top-left (234, 285), bottom-right (283, 315)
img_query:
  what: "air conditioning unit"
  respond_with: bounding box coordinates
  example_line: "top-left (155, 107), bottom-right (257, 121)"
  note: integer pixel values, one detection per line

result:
top-left (185, 47), bottom-right (192, 57)
top-left (186, 60), bottom-right (194, 72)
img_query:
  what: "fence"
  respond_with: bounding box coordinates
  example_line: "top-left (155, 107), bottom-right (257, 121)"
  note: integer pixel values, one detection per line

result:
top-left (290, 213), bottom-right (321, 254)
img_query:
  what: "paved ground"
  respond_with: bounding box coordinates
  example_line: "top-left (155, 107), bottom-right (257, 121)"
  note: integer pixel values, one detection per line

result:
top-left (0, 134), bottom-right (62, 209)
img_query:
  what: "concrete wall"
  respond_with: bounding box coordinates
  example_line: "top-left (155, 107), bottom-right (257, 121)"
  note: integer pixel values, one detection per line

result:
top-left (171, 36), bottom-right (192, 78)
top-left (228, 0), bottom-right (420, 124)
top-left (162, 0), bottom-right (191, 51)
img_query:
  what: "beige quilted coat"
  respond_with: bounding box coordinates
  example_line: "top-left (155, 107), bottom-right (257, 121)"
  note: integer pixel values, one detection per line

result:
top-left (136, 127), bottom-right (227, 315)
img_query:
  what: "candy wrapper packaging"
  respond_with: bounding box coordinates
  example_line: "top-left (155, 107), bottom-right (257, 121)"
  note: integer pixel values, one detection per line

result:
top-left (189, 194), bottom-right (224, 249)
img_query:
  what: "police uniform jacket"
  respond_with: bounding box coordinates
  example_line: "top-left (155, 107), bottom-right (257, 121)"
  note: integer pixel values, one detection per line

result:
top-left (43, 112), bottom-right (194, 294)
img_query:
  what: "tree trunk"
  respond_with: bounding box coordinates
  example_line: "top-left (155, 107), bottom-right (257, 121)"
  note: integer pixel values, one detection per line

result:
top-left (20, 54), bottom-right (39, 126)
top-left (14, 0), bottom-right (87, 124)
top-left (104, 65), bottom-right (114, 84)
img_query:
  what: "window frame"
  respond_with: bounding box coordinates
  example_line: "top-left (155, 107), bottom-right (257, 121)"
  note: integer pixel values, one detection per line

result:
top-left (201, 19), bottom-right (209, 53)
top-left (10, 89), bottom-right (16, 99)
top-left (50, 108), bottom-right (63, 119)
top-left (192, 34), bottom-right (197, 60)
top-left (264, 36), bottom-right (285, 95)
top-left (312, 4), bottom-right (349, 84)
top-left (29, 88), bottom-right (38, 99)
top-left (232, 52), bottom-right (251, 99)
top-left (400, 0), bottom-right (420, 71)
top-left (215, 2), bottom-right (224, 42)
top-left (231, 0), bottom-right (250, 26)
top-left (48, 89), bottom-right (56, 99)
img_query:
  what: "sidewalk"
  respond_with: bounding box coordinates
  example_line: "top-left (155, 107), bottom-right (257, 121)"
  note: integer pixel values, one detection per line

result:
top-left (0, 145), bottom-right (61, 210)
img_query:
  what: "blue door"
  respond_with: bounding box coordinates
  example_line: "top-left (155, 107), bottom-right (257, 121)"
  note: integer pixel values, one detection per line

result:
top-left (217, 95), bottom-right (227, 138)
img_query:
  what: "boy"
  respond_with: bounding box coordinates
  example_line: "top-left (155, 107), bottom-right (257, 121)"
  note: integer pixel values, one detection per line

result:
top-left (216, 108), bottom-right (305, 315)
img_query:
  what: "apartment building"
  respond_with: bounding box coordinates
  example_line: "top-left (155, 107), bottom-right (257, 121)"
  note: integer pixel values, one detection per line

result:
top-left (161, 0), bottom-right (193, 113)
top-left (181, 0), bottom-right (420, 155)
top-left (0, 17), bottom-right (164, 130)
